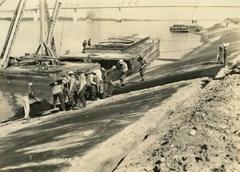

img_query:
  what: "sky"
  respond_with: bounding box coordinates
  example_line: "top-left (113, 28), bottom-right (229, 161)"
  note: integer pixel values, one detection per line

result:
top-left (1, 0), bottom-right (240, 10)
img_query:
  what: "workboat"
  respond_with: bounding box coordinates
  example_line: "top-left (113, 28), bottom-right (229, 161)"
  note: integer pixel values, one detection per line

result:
top-left (0, 0), bottom-right (99, 81)
top-left (170, 24), bottom-right (190, 33)
top-left (170, 24), bottom-right (202, 33)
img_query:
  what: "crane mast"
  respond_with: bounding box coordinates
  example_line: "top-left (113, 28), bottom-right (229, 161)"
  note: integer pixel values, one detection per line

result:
top-left (0, 0), bottom-right (26, 69)
top-left (35, 0), bottom-right (62, 58)
top-left (0, 0), bottom-right (62, 70)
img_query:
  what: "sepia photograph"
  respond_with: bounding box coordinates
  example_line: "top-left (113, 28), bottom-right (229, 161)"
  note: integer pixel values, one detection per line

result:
top-left (0, 0), bottom-right (240, 171)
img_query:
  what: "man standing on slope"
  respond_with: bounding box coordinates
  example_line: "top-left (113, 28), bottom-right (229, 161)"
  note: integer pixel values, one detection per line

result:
top-left (118, 59), bottom-right (128, 87)
top-left (137, 55), bottom-right (147, 81)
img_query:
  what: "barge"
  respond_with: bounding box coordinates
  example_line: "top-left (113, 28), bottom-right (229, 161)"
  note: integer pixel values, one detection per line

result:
top-left (1, 56), bottom-right (100, 81)
top-left (60, 34), bottom-right (160, 74)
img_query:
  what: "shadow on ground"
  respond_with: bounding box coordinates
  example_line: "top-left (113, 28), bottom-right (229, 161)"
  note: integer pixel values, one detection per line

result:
top-left (0, 83), bottom-right (187, 172)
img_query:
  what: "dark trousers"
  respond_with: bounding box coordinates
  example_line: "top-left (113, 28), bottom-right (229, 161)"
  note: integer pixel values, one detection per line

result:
top-left (86, 84), bottom-right (97, 101)
top-left (77, 85), bottom-right (87, 107)
top-left (140, 66), bottom-right (145, 78)
top-left (69, 91), bottom-right (78, 108)
top-left (120, 71), bottom-right (127, 83)
top-left (103, 82), bottom-right (113, 97)
top-left (82, 46), bottom-right (86, 53)
top-left (53, 92), bottom-right (65, 111)
top-left (223, 51), bottom-right (227, 65)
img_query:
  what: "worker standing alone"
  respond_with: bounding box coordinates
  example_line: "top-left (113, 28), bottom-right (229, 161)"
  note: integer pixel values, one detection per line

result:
top-left (137, 55), bottom-right (147, 81)
top-left (217, 43), bottom-right (223, 64)
top-left (51, 81), bottom-right (65, 111)
top-left (23, 82), bottom-right (38, 119)
top-left (223, 42), bottom-right (230, 65)
top-left (68, 71), bottom-right (78, 108)
top-left (82, 40), bottom-right (87, 53)
top-left (118, 59), bottom-right (128, 86)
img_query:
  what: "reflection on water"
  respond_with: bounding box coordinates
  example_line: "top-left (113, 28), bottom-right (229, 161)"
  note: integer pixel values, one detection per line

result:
top-left (0, 78), bottom-right (52, 122)
top-left (0, 19), bottom-right (209, 122)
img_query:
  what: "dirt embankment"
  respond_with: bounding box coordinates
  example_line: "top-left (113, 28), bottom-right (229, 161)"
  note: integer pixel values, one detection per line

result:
top-left (62, 78), bottom-right (205, 172)
top-left (114, 74), bottom-right (240, 172)
top-left (62, 24), bottom-right (240, 172)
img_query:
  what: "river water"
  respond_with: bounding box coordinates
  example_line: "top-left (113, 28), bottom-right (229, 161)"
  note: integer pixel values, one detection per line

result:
top-left (0, 18), bottom-right (212, 122)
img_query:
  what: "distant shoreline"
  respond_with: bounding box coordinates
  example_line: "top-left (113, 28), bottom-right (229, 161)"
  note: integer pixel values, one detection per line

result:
top-left (0, 17), bottom-right (222, 23)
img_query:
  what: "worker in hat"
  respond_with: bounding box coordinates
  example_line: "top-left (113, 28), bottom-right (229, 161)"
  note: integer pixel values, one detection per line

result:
top-left (68, 71), bottom-right (78, 108)
top-left (62, 75), bottom-right (70, 103)
top-left (51, 80), bottom-right (65, 111)
top-left (137, 55), bottom-right (147, 81)
top-left (92, 69), bottom-right (104, 98)
top-left (223, 42), bottom-right (230, 65)
top-left (82, 40), bottom-right (87, 53)
top-left (216, 43), bottom-right (224, 64)
top-left (101, 67), bottom-right (114, 97)
top-left (86, 71), bottom-right (97, 100)
top-left (23, 82), bottom-right (38, 119)
top-left (117, 59), bottom-right (128, 86)
top-left (77, 72), bottom-right (87, 107)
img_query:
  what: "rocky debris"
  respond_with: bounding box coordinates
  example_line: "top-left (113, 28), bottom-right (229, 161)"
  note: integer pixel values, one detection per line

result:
top-left (150, 74), bottom-right (240, 172)
top-left (115, 74), bottom-right (240, 172)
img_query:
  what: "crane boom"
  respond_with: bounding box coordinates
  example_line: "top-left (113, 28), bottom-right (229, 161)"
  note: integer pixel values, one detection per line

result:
top-left (0, 0), bottom-right (26, 69)
top-left (35, 0), bottom-right (61, 58)
top-left (46, 0), bottom-right (62, 47)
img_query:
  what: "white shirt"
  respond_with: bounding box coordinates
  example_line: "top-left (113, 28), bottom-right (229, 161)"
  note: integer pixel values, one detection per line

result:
top-left (52, 84), bottom-right (62, 95)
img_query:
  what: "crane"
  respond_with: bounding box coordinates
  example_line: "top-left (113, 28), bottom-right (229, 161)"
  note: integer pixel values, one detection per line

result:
top-left (0, 0), bottom-right (62, 69)
top-left (0, 0), bottom-right (26, 69)
top-left (35, 0), bottom-right (62, 58)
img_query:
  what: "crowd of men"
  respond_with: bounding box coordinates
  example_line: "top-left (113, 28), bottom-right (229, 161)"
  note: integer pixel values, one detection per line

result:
top-left (50, 56), bottom-right (147, 111)
top-left (23, 56), bottom-right (148, 118)
top-left (51, 68), bottom-right (109, 111)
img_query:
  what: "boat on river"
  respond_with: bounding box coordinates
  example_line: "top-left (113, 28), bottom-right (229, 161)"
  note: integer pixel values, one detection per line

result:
top-left (170, 24), bottom-right (201, 33)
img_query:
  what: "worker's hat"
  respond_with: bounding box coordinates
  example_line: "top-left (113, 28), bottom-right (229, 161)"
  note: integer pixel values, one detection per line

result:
top-left (28, 82), bottom-right (33, 86)
top-left (68, 71), bottom-right (74, 75)
top-left (49, 79), bottom-right (62, 87)
top-left (119, 59), bottom-right (124, 64)
top-left (111, 65), bottom-right (117, 70)
top-left (86, 71), bottom-right (94, 75)
top-left (100, 67), bottom-right (106, 72)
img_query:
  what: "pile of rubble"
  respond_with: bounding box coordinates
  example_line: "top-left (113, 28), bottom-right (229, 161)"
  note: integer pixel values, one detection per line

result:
top-left (113, 60), bottom-right (240, 172)
top-left (149, 74), bottom-right (240, 172)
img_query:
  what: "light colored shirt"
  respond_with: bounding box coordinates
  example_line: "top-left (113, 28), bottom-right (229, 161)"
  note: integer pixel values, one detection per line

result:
top-left (52, 84), bottom-right (62, 95)
top-left (79, 74), bottom-right (87, 92)
top-left (120, 62), bottom-right (128, 72)
top-left (93, 69), bottom-right (103, 83)
top-left (86, 74), bottom-right (96, 86)
top-left (69, 76), bottom-right (77, 93)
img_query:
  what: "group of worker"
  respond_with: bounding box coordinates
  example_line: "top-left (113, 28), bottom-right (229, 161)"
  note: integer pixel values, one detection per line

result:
top-left (50, 56), bottom-right (147, 111)
top-left (82, 39), bottom-right (91, 53)
top-left (23, 56), bottom-right (147, 117)
top-left (217, 42), bottom-right (230, 65)
top-left (51, 68), bottom-right (107, 111)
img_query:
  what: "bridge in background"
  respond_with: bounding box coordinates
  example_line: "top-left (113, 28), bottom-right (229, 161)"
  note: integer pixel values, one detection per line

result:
top-left (0, 4), bottom-right (240, 22)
